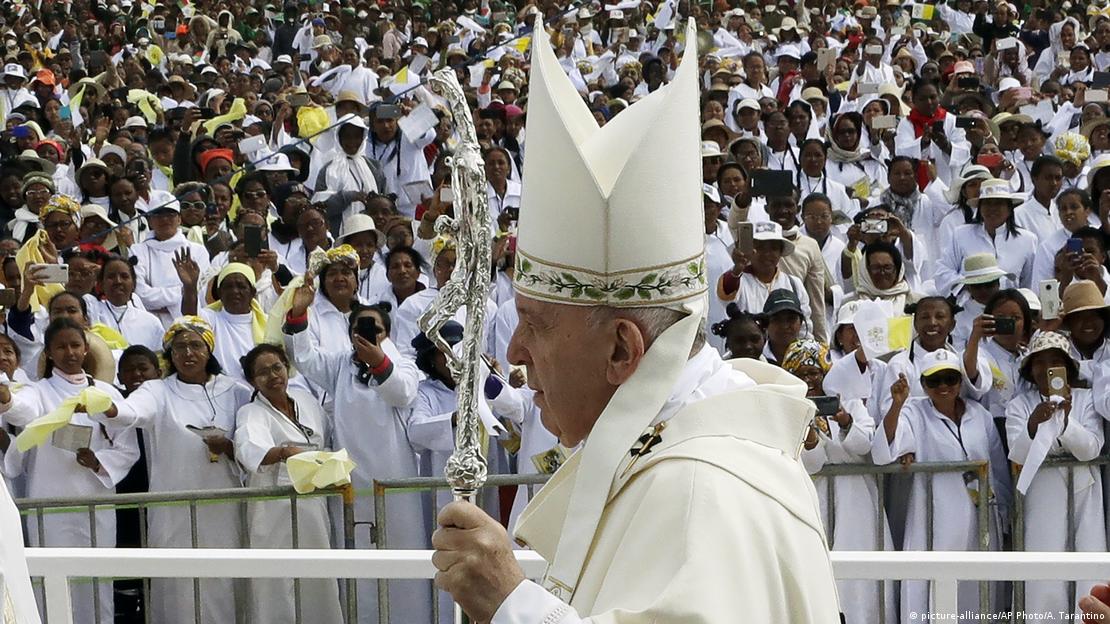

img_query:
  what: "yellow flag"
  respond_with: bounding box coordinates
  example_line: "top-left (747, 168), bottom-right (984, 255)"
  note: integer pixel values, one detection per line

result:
top-left (511, 36), bottom-right (531, 54)
top-left (15, 387), bottom-right (113, 452)
top-left (286, 449), bottom-right (357, 494)
top-left (887, 316), bottom-right (912, 352)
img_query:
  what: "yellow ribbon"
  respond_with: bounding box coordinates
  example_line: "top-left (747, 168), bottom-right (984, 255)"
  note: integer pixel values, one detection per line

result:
top-left (286, 449), bottom-right (357, 494)
top-left (14, 387), bottom-right (113, 452)
top-left (14, 230), bottom-right (63, 313)
top-left (203, 97), bottom-right (248, 136)
top-left (127, 89), bottom-right (163, 124)
top-left (88, 323), bottom-right (129, 350)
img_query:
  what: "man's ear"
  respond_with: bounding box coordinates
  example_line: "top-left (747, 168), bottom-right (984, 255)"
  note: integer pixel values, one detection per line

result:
top-left (606, 317), bottom-right (646, 386)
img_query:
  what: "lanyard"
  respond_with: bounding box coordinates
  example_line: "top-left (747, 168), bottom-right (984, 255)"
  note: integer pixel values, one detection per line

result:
top-left (938, 412), bottom-right (970, 460)
top-left (370, 135), bottom-right (403, 177)
top-left (102, 301), bottom-right (127, 329)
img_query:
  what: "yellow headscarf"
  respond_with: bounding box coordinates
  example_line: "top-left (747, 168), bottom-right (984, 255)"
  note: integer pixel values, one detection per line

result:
top-left (1055, 132), bottom-right (1091, 168)
top-left (296, 105), bottom-right (330, 141)
top-left (162, 315), bottom-right (216, 353)
top-left (207, 262), bottom-right (267, 345)
top-left (307, 244), bottom-right (360, 276)
top-left (14, 193), bottom-right (81, 313)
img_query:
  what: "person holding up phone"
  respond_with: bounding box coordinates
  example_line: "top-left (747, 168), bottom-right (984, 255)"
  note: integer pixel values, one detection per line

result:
top-left (1006, 331), bottom-right (1104, 620)
top-left (282, 267), bottom-right (433, 622)
top-left (782, 339), bottom-right (894, 624)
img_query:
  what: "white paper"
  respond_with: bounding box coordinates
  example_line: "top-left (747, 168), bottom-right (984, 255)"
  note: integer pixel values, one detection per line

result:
top-left (468, 62), bottom-right (488, 88)
top-left (653, 0), bottom-right (676, 29)
top-left (817, 48), bottom-right (836, 71)
top-left (52, 424), bottom-right (93, 453)
top-left (457, 15), bottom-right (486, 34)
top-left (398, 104), bottom-right (439, 144)
top-left (858, 82), bottom-right (879, 95)
top-left (408, 53), bottom-right (429, 77)
top-left (186, 425), bottom-right (227, 439)
top-left (604, 0), bottom-right (641, 10)
top-left (1089, 89), bottom-right (1109, 103)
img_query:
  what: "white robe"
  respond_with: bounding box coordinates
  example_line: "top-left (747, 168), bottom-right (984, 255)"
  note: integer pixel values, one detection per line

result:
top-left (935, 223), bottom-right (1039, 297)
top-left (2, 375), bottom-right (137, 624)
top-left (99, 375), bottom-right (251, 624)
top-left (131, 233), bottom-right (212, 328)
top-left (234, 389), bottom-right (343, 624)
top-left (283, 326), bottom-right (429, 624)
top-left (1006, 388), bottom-right (1106, 620)
top-left (872, 396), bottom-right (1010, 623)
top-left (801, 398), bottom-right (895, 624)
top-left (0, 467), bottom-right (40, 624)
top-left (86, 299), bottom-right (165, 352)
top-left (494, 357), bottom-right (841, 623)
top-left (198, 307), bottom-right (258, 381)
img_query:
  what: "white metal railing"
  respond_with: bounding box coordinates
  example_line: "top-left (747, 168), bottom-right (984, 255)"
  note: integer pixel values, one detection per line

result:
top-left (23, 549), bottom-right (1110, 624)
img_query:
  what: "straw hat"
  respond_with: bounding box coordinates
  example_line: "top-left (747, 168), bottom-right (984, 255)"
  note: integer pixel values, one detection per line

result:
top-left (967, 178), bottom-right (1022, 207)
top-left (1060, 279), bottom-right (1110, 317)
top-left (959, 253), bottom-right (1013, 286)
top-left (1018, 330), bottom-right (1078, 376)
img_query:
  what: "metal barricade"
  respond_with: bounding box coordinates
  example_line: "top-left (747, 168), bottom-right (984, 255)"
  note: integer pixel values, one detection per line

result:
top-left (813, 460), bottom-right (991, 624)
top-left (1011, 454), bottom-right (1110, 623)
top-left (15, 484), bottom-right (357, 624)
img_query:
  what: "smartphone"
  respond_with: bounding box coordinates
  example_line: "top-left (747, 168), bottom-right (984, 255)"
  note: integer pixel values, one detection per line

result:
top-left (275, 265), bottom-right (294, 288)
top-left (1067, 237), bottom-right (1084, 254)
top-left (243, 224), bottom-right (265, 258)
top-left (0, 289), bottom-right (16, 308)
top-left (1039, 279), bottom-right (1061, 320)
top-left (1088, 90), bottom-right (1109, 104)
top-left (812, 414), bottom-right (831, 437)
top-left (957, 76), bottom-right (980, 90)
top-left (811, 395), bottom-right (840, 417)
top-left (505, 206), bottom-right (520, 221)
top-left (954, 116), bottom-right (975, 130)
top-left (1094, 71), bottom-right (1110, 89)
top-left (289, 92), bottom-right (311, 108)
top-left (872, 115), bottom-right (897, 130)
top-left (197, 107), bottom-right (217, 119)
top-left (439, 186), bottom-right (454, 202)
top-left (239, 134), bottom-right (267, 154)
top-left (858, 82), bottom-right (879, 95)
top-left (993, 316), bottom-right (1016, 335)
top-left (996, 37), bottom-right (1017, 51)
top-left (355, 315), bottom-right (379, 345)
top-left (738, 222), bottom-right (754, 255)
top-left (862, 219), bottom-right (888, 235)
top-left (864, 44), bottom-right (884, 55)
top-left (1047, 366), bottom-right (1070, 399)
top-left (817, 47), bottom-right (836, 71)
top-left (31, 263), bottom-right (69, 284)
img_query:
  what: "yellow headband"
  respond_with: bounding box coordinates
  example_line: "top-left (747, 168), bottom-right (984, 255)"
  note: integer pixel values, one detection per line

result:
top-left (162, 315), bottom-right (216, 353)
top-left (217, 262), bottom-right (256, 290)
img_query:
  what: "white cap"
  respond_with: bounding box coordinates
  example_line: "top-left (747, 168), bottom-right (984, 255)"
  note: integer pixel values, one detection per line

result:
top-left (412, 36), bottom-right (429, 48)
top-left (736, 98), bottom-right (760, 112)
top-left (256, 152), bottom-right (297, 172)
top-left (752, 221), bottom-right (795, 255)
top-left (124, 116), bottom-right (147, 129)
top-left (917, 348), bottom-right (962, 377)
top-left (702, 183), bottom-right (721, 204)
top-left (99, 144), bottom-right (128, 164)
top-left (338, 213), bottom-right (385, 247)
top-left (274, 54), bottom-right (294, 65)
top-left (701, 141), bottom-right (724, 158)
top-left (515, 18), bottom-right (707, 309)
top-left (776, 44), bottom-right (802, 60)
top-left (999, 77), bottom-right (1021, 92)
top-left (3, 63), bottom-right (26, 80)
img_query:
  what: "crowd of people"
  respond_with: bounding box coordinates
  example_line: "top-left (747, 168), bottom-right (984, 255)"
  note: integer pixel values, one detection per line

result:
top-left (2, 0), bottom-right (1110, 621)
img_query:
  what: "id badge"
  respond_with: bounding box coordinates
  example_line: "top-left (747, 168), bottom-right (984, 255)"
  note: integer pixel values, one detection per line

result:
top-left (531, 446), bottom-right (570, 475)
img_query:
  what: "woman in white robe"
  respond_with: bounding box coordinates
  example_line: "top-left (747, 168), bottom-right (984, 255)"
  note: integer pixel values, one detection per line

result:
top-left (873, 350), bottom-right (1010, 624)
top-left (88, 316), bottom-right (251, 624)
top-left (196, 263), bottom-right (268, 381)
top-left (1006, 332), bottom-right (1105, 621)
top-left (87, 256), bottom-right (167, 352)
top-left (131, 202), bottom-right (211, 328)
top-left (282, 277), bottom-right (429, 624)
top-left (784, 340), bottom-right (895, 624)
top-left (235, 344), bottom-right (343, 624)
top-left (0, 317), bottom-right (138, 624)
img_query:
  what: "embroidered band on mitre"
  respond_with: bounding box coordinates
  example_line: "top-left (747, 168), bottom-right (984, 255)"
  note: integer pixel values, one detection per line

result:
top-left (513, 16), bottom-right (706, 311)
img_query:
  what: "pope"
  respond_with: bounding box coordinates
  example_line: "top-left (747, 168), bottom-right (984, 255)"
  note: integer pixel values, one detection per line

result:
top-left (431, 18), bottom-right (842, 624)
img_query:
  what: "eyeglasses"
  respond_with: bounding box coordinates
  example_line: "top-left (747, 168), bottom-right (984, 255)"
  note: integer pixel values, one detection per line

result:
top-left (43, 219), bottom-right (75, 231)
top-left (170, 340), bottom-right (209, 354)
top-left (923, 372), bottom-right (962, 388)
top-left (870, 264), bottom-right (897, 276)
top-left (180, 200), bottom-right (207, 211)
top-left (242, 190), bottom-right (268, 200)
top-left (252, 362), bottom-right (287, 379)
top-left (25, 188), bottom-right (51, 198)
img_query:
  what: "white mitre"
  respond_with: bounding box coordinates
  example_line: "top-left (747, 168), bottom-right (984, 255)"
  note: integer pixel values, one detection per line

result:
top-left (513, 15), bottom-right (706, 311)
top-left (510, 17), bottom-right (714, 603)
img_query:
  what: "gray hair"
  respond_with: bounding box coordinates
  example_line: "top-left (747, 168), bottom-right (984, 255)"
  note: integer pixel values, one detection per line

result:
top-left (586, 306), bottom-right (706, 358)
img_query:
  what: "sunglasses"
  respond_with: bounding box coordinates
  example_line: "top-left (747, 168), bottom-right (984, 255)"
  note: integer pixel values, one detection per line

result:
top-left (923, 371), bottom-right (962, 388)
